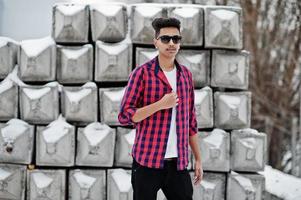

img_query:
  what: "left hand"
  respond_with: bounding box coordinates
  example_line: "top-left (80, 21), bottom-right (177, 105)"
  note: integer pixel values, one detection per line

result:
top-left (193, 160), bottom-right (203, 185)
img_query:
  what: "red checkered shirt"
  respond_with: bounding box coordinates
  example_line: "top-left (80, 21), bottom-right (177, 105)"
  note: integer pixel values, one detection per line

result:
top-left (118, 56), bottom-right (197, 171)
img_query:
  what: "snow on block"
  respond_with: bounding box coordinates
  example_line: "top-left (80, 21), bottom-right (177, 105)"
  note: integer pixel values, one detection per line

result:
top-left (99, 87), bottom-right (125, 125)
top-left (214, 91), bottom-right (251, 129)
top-left (95, 40), bottom-right (132, 82)
top-left (196, 129), bottom-right (230, 172)
top-left (194, 87), bottom-right (213, 128)
top-left (115, 128), bottom-right (136, 167)
top-left (27, 169), bottom-right (66, 200)
top-left (57, 44), bottom-right (93, 84)
top-left (0, 76), bottom-right (18, 121)
top-left (231, 128), bottom-right (267, 172)
top-left (167, 5), bottom-right (204, 46)
top-left (36, 115), bottom-right (75, 166)
top-left (176, 50), bottom-right (210, 87)
top-left (107, 169), bottom-right (133, 200)
top-left (204, 6), bottom-right (243, 49)
top-left (52, 3), bottom-right (89, 43)
top-left (227, 171), bottom-right (265, 200)
top-left (135, 47), bottom-right (158, 67)
top-left (130, 4), bottom-right (165, 44)
top-left (76, 122), bottom-right (116, 167)
top-left (69, 169), bottom-right (106, 200)
top-left (0, 119), bottom-right (34, 164)
top-left (90, 3), bottom-right (128, 42)
top-left (61, 82), bottom-right (97, 124)
top-left (0, 164), bottom-right (26, 200)
top-left (20, 82), bottom-right (59, 124)
top-left (190, 171), bottom-right (226, 200)
top-left (19, 37), bottom-right (56, 82)
top-left (0, 37), bottom-right (18, 79)
top-left (211, 50), bottom-right (249, 89)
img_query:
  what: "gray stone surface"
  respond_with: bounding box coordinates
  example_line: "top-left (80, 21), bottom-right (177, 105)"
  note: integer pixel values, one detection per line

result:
top-left (0, 37), bottom-right (18, 79)
top-left (0, 77), bottom-right (18, 121)
top-left (135, 47), bottom-right (158, 66)
top-left (107, 169), bottom-right (133, 200)
top-left (115, 127), bottom-right (135, 168)
top-left (194, 87), bottom-right (214, 128)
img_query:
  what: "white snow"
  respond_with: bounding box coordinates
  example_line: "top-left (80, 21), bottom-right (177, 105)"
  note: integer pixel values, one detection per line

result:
top-left (7, 65), bottom-right (26, 87)
top-left (32, 172), bottom-right (53, 188)
top-left (211, 9), bottom-right (236, 20)
top-left (0, 168), bottom-right (11, 180)
top-left (0, 77), bottom-right (14, 94)
top-left (97, 41), bottom-right (128, 55)
top-left (61, 47), bottom-right (89, 59)
top-left (204, 129), bottom-right (224, 147)
top-left (231, 171), bottom-right (254, 191)
top-left (65, 88), bottom-right (92, 103)
top-left (124, 129), bottom-right (135, 145)
top-left (42, 115), bottom-right (73, 143)
top-left (82, 82), bottom-right (97, 88)
top-left (20, 36), bottom-right (55, 57)
top-left (1, 119), bottom-right (29, 140)
top-left (83, 122), bottom-right (111, 146)
top-left (259, 165), bottom-right (301, 200)
top-left (135, 5), bottom-right (162, 17)
top-left (173, 7), bottom-right (199, 18)
top-left (73, 171), bottom-right (96, 188)
top-left (111, 169), bottom-right (131, 192)
top-left (194, 90), bottom-right (207, 104)
top-left (91, 4), bottom-right (122, 16)
top-left (0, 37), bottom-right (18, 47)
top-left (23, 87), bottom-right (51, 100)
top-left (104, 88), bottom-right (125, 102)
top-left (57, 4), bottom-right (85, 16)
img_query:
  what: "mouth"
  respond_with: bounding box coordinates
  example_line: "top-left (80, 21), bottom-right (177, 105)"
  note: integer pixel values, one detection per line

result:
top-left (166, 48), bottom-right (177, 52)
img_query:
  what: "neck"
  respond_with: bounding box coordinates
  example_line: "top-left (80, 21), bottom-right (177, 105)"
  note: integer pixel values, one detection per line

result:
top-left (158, 54), bottom-right (175, 71)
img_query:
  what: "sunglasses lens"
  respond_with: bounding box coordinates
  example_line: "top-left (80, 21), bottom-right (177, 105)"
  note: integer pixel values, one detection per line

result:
top-left (160, 36), bottom-right (171, 44)
top-left (159, 35), bottom-right (182, 44)
top-left (172, 36), bottom-right (181, 44)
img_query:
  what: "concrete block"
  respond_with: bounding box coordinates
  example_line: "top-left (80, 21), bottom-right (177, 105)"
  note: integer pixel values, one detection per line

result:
top-left (107, 169), bottom-right (133, 200)
top-left (56, 44), bottom-right (93, 83)
top-left (177, 50), bottom-right (210, 87)
top-left (135, 47), bottom-right (158, 66)
top-left (95, 40), bottom-right (132, 82)
top-left (231, 128), bottom-right (267, 172)
top-left (131, 4), bottom-right (165, 44)
top-left (115, 128), bottom-right (135, 167)
top-left (36, 116), bottom-right (75, 166)
top-left (194, 0), bottom-right (216, 5)
top-left (211, 50), bottom-right (249, 89)
top-left (0, 119), bottom-right (34, 164)
top-left (69, 169), bottom-right (106, 200)
top-left (19, 37), bottom-right (56, 81)
top-left (195, 129), bottom-right (230, 172)
top-left (204, 6), bottom-right (243, 49)
top-left (90, 3), bottom-right (128, 42)
top-left (227, 171), bottom-right (265, 200)
top-left (168, 5), bottom-right (203, 46)
top-left (0, 164), bottom-right (26, 200)
top-left (27, 169), bottom-right (65, 200)
top-left (194, 87), bottom-right (213, 128)
top-left (0, 37), bottom-right (18, 79)
top-left (99, 88), bottom-right (125, 125)
top-left (191, 172), bottom-right (226, 200)
top-left (20, 82), bottom-right (59, 124)
top-left (214, 91), bottom-right (251, 129)
top-left (76, 122), bottom-right (116, 167)
top-left (52, 3), bottom-right (89, 43)
top-left (0, 76), bottom-right (18, 121)
top-left (61, 82), bottom-right (97, 124)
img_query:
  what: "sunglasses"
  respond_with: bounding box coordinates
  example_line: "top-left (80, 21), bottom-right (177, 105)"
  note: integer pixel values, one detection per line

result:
top-left (157, 35), bottom-right (182, 44)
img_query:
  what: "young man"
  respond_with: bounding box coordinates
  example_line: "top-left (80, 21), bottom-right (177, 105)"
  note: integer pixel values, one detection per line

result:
top-left (118, 17), bottom-right (203, 200)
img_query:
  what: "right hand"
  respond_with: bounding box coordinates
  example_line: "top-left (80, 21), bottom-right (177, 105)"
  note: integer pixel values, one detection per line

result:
top-left (158, 92), bottom-right (179, 110)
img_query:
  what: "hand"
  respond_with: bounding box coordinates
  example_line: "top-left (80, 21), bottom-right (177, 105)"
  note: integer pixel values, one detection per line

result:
top-left (158, 92), bottom-right (179, 110)
top-left (193, 160), bottom-right (203, 185)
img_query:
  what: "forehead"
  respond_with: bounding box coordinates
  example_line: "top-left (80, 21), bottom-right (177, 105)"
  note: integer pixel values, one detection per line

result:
top-left (158, 27), bottom-right (180, 36)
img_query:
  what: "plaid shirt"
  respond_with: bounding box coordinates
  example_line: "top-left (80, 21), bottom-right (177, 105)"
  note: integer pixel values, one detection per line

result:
top-left (118, 56), bottom-right (197, 171)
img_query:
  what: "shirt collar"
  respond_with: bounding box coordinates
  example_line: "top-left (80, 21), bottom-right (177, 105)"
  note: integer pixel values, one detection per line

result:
top-left (151, 56), bottom-right (183, 75)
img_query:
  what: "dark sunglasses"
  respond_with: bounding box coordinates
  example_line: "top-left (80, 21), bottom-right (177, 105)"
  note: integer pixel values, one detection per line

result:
top-left (157, 35), bottom-right (182, 44)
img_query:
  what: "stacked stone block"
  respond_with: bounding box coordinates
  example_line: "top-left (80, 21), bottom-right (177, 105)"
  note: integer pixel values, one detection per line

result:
top-left (0, 2), bottom-right (267, 200)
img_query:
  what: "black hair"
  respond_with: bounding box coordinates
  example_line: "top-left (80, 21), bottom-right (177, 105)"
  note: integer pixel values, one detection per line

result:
top-left (151, 17), bottom-right (181, 38)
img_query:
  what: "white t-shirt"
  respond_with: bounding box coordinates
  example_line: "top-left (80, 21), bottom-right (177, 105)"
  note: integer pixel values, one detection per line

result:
top-left (163, 66), bottom-right (178, 159)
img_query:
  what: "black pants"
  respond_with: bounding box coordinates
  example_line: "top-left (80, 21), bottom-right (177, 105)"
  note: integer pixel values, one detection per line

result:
top-left (131, 158), bottom-right (193, 200)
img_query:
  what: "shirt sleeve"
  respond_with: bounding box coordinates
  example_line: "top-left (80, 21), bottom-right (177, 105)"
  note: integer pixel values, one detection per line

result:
top-left (118, 67), bottom-right (144, 126)
top-left (188, 71), bottom-right (197, 136)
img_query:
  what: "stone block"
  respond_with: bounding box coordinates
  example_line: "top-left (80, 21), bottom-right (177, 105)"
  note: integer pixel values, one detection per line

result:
top-left (0, 37), bottom-right (18, 79)
top-left (0, 76), bottom-right (18, 121)
top-left (135, 47), bottom-right (158, 67)
top-left (115, 128), bottom-right (136, 167)
top-left (107, 169), bottom-right (133, 200)
top-left (194, 87), bottom-right (213, 128)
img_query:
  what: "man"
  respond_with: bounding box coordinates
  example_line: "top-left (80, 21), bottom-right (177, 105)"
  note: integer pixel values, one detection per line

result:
top-left (118, 17), bottom-right (203, 200)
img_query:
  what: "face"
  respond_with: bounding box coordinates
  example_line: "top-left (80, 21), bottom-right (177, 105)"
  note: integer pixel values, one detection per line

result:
top-left (153, 27), bottom-right (181, 59)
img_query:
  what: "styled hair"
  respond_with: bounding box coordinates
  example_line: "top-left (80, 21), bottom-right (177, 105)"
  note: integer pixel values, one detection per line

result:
top-left (151, 17), bottom-right (181, 38)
